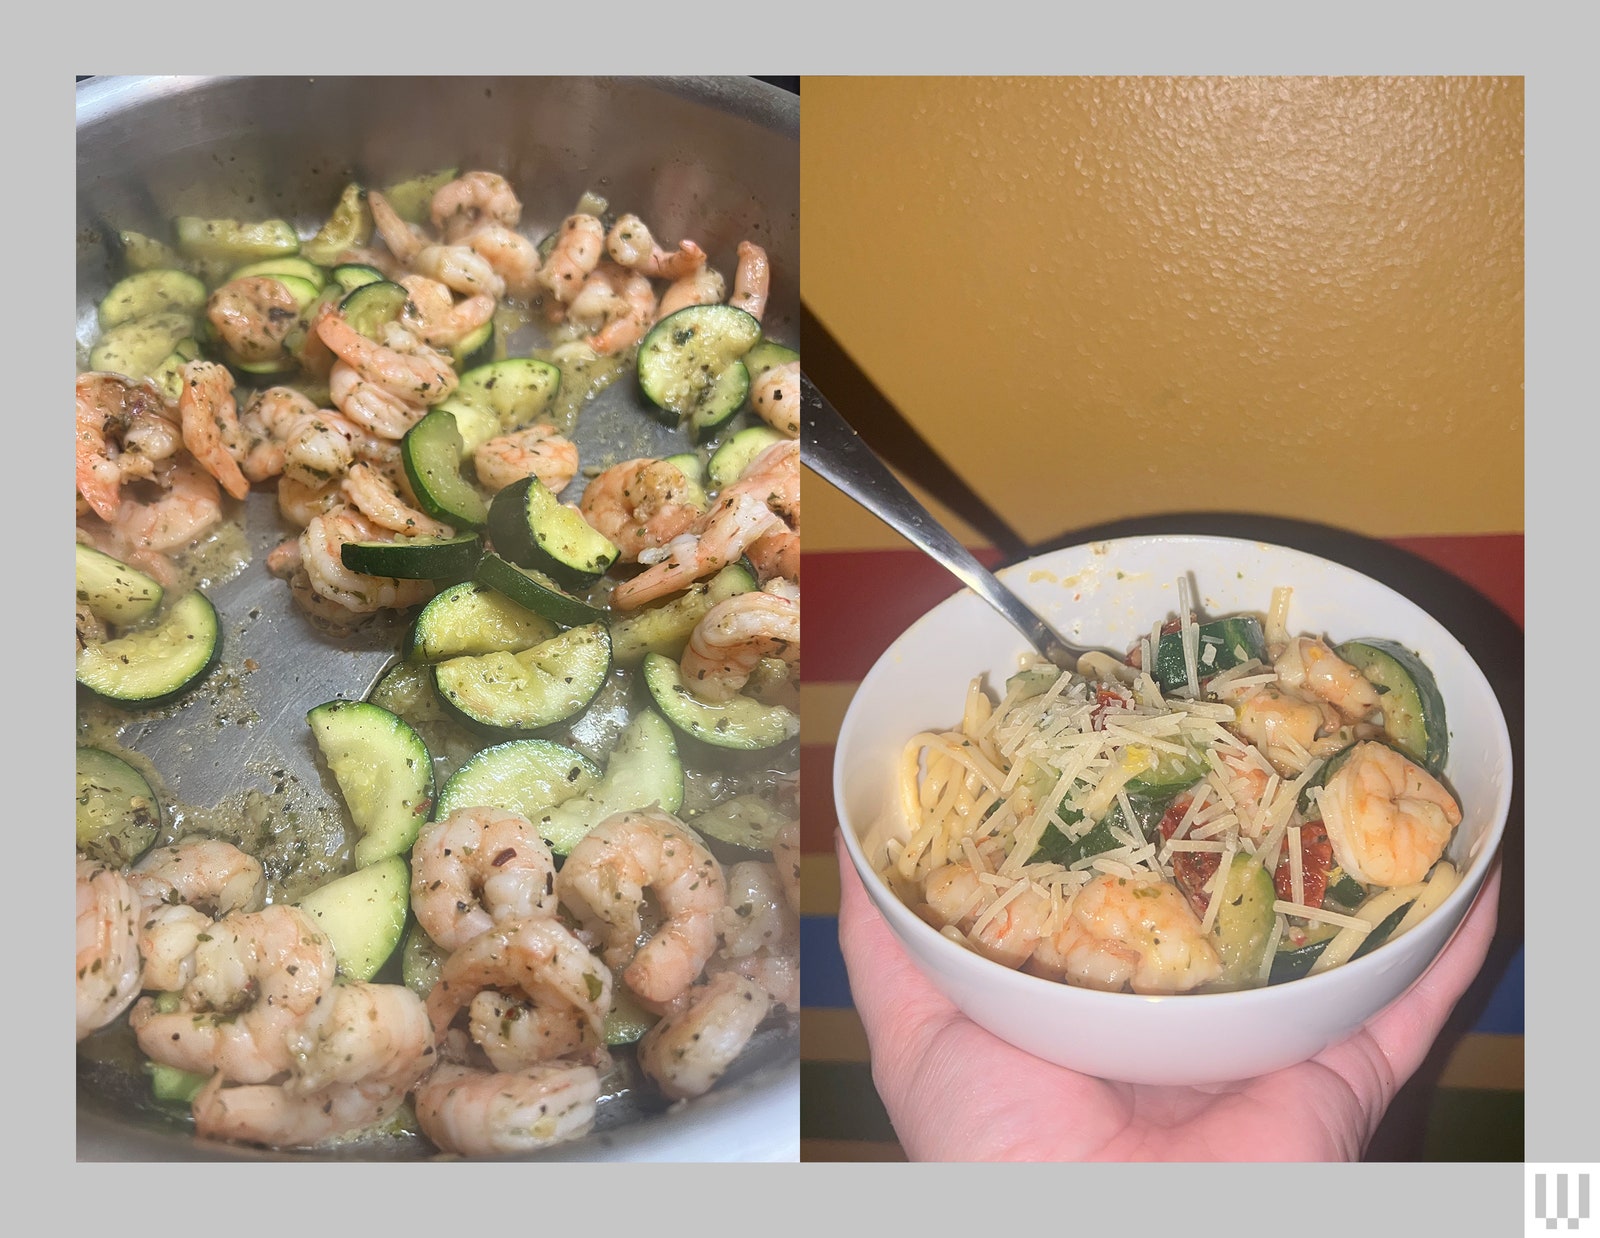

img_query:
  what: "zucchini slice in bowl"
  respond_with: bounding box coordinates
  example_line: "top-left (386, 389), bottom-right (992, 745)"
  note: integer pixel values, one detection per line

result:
top-left (1336, 637), bottom-right (1449, 772)
top-left (306, 699), bottom-right (435, 868)
top-left (76, 590), bottom-right (220, 707)
top-left (636, 304), bottom-right (762, 442)
top-left (640, 651), bottom-right (799, 751)
top-left (432, 622), bottom-right (612, 736)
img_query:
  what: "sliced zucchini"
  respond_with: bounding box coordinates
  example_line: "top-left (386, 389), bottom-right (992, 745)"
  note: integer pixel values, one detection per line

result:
top-left (1150, 615), bottom-right (1267, 693)
top-left (76, 746), bottom-right (161, 867)
top-left (535, 710), bottom-right (684, 854)
top-left (1003, 665), bottom-right (1064, 702)
top-left (430, 396), bottom-right (502, 458)
top-left (454, 358), bottom-right (562, 433)
top-left (486, 474), bottom-right (619, 589)
top-left (1335, 638), bottom-right (1449, 772)
top-left (76, 590), bottom-right (220, 707)
top-left (742, 339), bottom-right (799, 385)
top-left (381, 167), bottom-right (459, 224)
top-left (433, 622), bottom-right (612, 736)
top-left (306, 700), bottom-right (435, 868)
top-left (452, 319), bottom-right (496, 371)
top-left (339, 531), bottom-right (483, 581)
top-left (431, 738), bottom-right (601, 823)
top-left (1208, 853), bottom-right (1278, 989)
top-left (607, 561), bottom-right (760, 665)
top-left (1268, 903), bottom-right (1410, 984)
top-left (407, 580), bottom-right (559, 663)
top-left (301, 183), bottom-right (373, 266)
top-left (1123, 739), bottom-right (1209, 799)
top-left (76, 543), bottom-right (164, 626)
top-left (226, 256), bottom-right (328, 291)
top-left (400, 919), bottom-right (445, 999)
top-left (661, 450), bottom-right (706, 486)
top-left (640, 651), bottom-right (800, 751)
top-left (707, 425), bottom-right (783, 491)
top-left (147, 336), bottom-right (205, 403)
top-left (687, 793), bottom-right (790, 853)
top-left (174, 215), bottom-right (300, 264)
top-left (117, 229), bottom-right (190, 275)
top-left (330, 262), bottom-right (387, 294)
top-left (402, 407), bottom-right (490, 529)
top-left (294, 855), bottom-right (410, 981)
top-left (605, 981), bottom-right (660, 1046)
top-left (474, 552), bottom-right (607, 628)
top-left (340, 279), bottom-right (410, 341)
top-left (88, 311), bottom-right (196, 381)
top-left (636, 304), bottom-right (763, 442)
top-left (98, 269), bottom-right (208, 331)
top-left (148, 1061), bottom-right (209, 1105)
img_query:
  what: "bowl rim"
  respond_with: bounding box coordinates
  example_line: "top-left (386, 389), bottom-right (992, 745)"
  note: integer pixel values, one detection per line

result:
top-left (833, 532), bottom-right (1514, 1010)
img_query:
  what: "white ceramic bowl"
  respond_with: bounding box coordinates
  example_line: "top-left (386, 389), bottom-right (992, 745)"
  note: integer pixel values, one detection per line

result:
top-left (833, 535), bottom-right (1513, 1086)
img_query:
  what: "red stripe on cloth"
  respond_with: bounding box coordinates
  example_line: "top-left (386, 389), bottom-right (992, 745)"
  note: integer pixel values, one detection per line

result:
top-left (801, 744), bottom-right (838, 854)
top-left (801, 547), bottom-right (1005, 683)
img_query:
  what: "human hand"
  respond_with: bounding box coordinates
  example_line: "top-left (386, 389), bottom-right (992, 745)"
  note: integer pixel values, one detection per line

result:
top-left (834, 831), bottom-right (1502, 1162)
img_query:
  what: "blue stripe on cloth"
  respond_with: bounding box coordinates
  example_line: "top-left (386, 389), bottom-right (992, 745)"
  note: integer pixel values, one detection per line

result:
top-left (800, 915), bottom-right (855, 1008)
top-left (801, 915), bottom-right (1525, 1036)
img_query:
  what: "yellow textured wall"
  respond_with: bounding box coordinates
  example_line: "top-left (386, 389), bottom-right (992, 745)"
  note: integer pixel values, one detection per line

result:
top-left (801, 76), bottom-right (1524, 544)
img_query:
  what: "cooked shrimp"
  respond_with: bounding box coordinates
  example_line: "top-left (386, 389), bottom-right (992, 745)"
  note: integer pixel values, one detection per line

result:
top-left (130, 904), bottom-right (338, 1083)
top-left (76, 372), bottom-right (180, 520)
top-left (317, 312), bottom-right (458, 408)
top-left (536, 214), bottom-right (605, 307)
top-left (717, 861), bottom-right (796, 960)
top-left (920, 861), bottom-right (1051, 970)
top-left (579, 457), bottom-right (705, 562)
top-left (327, 362), bottom-right (426, 440)
top-left (128, 838), bottom-right (267, 918)
top-left (366, 189), bottom-right (427, 265)
top-left (399, 275), bottom-right (497, 349)
top-left (728, 241), bottom-right (770, 322)
top-left (414, 1060), bottom-right (602, 1157)
top-left (110, 456), bottom-right (224, 555)
top-left (605, 214), bottom-right (707, 280)
top-left (471, 424), bottom-right (580, 495)
top-left (178, 360), bottom-right (251, 500)
top-left (609, 491), bottom-right (786, 610)
top-left (190, 1073), bottom-right (410, 1151)
top-left (76, 859), bottom-right (143, 1042)
top-left (276, 475), bottom-right (344, 528)
top-left (297, 507), bottom-right (433, 614)
top-left (746, 527), bottom-right (799, 584)
top-left (466, 224), bottom-right (542, 300)
top-left (467, 988), bottom-right (604, 1072)
top-left (424, 916), bottom-right (612, 1054)
top-left (708, 949), bottom-right (799, 1012)
top-left (282, 408), bottom-right (377, 489)
top-left (340, 461), bottom-right (454, 536)
top-left (568, 261), bottom-right (655, 355)
top-left (636, 973), bottom-right (771, 1101)
top-left (412, 243), bottom-right (507, 300)
top-left (431, 170), bottom-right (522, 242)
top-left (654, 265), bottom-right (725, 322)
top-left (724, 438), bottom-right (799, 528)
top-left (283, 980), bottom-right (436, 1095)
top-left (1276, 636), bottom-right (1383, 722)
top-left (236, 386), bottom-right (320, 483)
top-left (410, 807), bottom-right (559, 953)
top-left (750, 359), bottom-right (800, 438)
top-left (206, 276), bottom-right (301, 365)
top-left (1316, 741), bottom-right (1462, 887)
top-left (1232, 683), bottom-right (1346, 777)
top-left (1029, 873), bottom-right (1223, 995)
top-left (679, 586), bottom-right (799, 703)
top-left (557, 808), bottom-right (726, 1005)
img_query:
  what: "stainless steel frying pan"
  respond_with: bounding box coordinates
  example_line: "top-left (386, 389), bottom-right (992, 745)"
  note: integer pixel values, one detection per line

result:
top-left (76, 74), bottom-right (799, 1162)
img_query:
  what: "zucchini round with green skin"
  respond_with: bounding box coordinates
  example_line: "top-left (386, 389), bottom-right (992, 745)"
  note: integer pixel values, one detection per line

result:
top-left (382, 167), bottom-right (459, 223)
top-left (117, 230), bottom-right (189, 275)
top-left (400, 919), bottom-right (445, 998)
top-left (98, 269), bottom-right (208, 330)
top-left (535, 709), bottom-right (684, 854)
top-left (76, 590), bottom-right (220, 707)
top-left (306, 700), bottom-right (434, 868)
top-left (486, 473), bottom-right (619, 588)
top-left (339, 279), bottom-right (409, 340)
top-left (640, 651), bottom-right (800, 751)
top-left (430, 396), bottom-right (502, 458)
top-left (1208, 853), bottom-right (1278, 989)
top-left (687, 792), bottom-right (790, 853)
top-left (88, 311), bottom-right (196, 380)
top-left (226, 256), bottom-right (328, 291)
top-left (433, 622), bottom-right (612, 736)
top-left (407, 580), bottom-right (559, 663)
top-left (402, 407), bottom-right (490, 529)
top-left (607, 560), bottom-right (760, 665)
top-left (148, 336), bottom-right (205, 403)
top-left (1335, 638), bottom-right (1449, 772)
top-left (451, 319), bottom-right (496, 371)
top-left (474, 552), bottom-right (607, 628)
top-left (1149, 615), bottom-right (1267, 693)
top-left (148, 1060), bottom-right (209, 1105)
top-left (330, 262), bottom-right (387, 295)
top-left (741, 339), bottom-right (799, 385)
top-left (431, 738), bottom-right (601, 823)
top-left (454, 358), bottom-right (562, 432)
top-left (339, 531), bottom-right (484, 581)
top-left (707, 425), bottom-right (784, 490)
top-left (301, 184), bottom-right (373, 266)
top-left (294, 855), bottom-right (410, 981)
top-left (636, 304), bottom-right (763, 441)
top-left (175, 216), bottom-right (301, 264)
top-left (76, 543), bottom-right (164, 626)
top-left (76, 746), bottom-right (161, 867)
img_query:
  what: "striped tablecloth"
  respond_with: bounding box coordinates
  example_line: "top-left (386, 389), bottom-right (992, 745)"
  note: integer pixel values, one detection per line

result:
top-left (799, 534), bottom-right (1524, 1162)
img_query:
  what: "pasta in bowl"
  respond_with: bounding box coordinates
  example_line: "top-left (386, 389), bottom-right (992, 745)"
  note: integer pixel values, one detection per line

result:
top-left (833, 535), bottom-right (1512, 1085)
